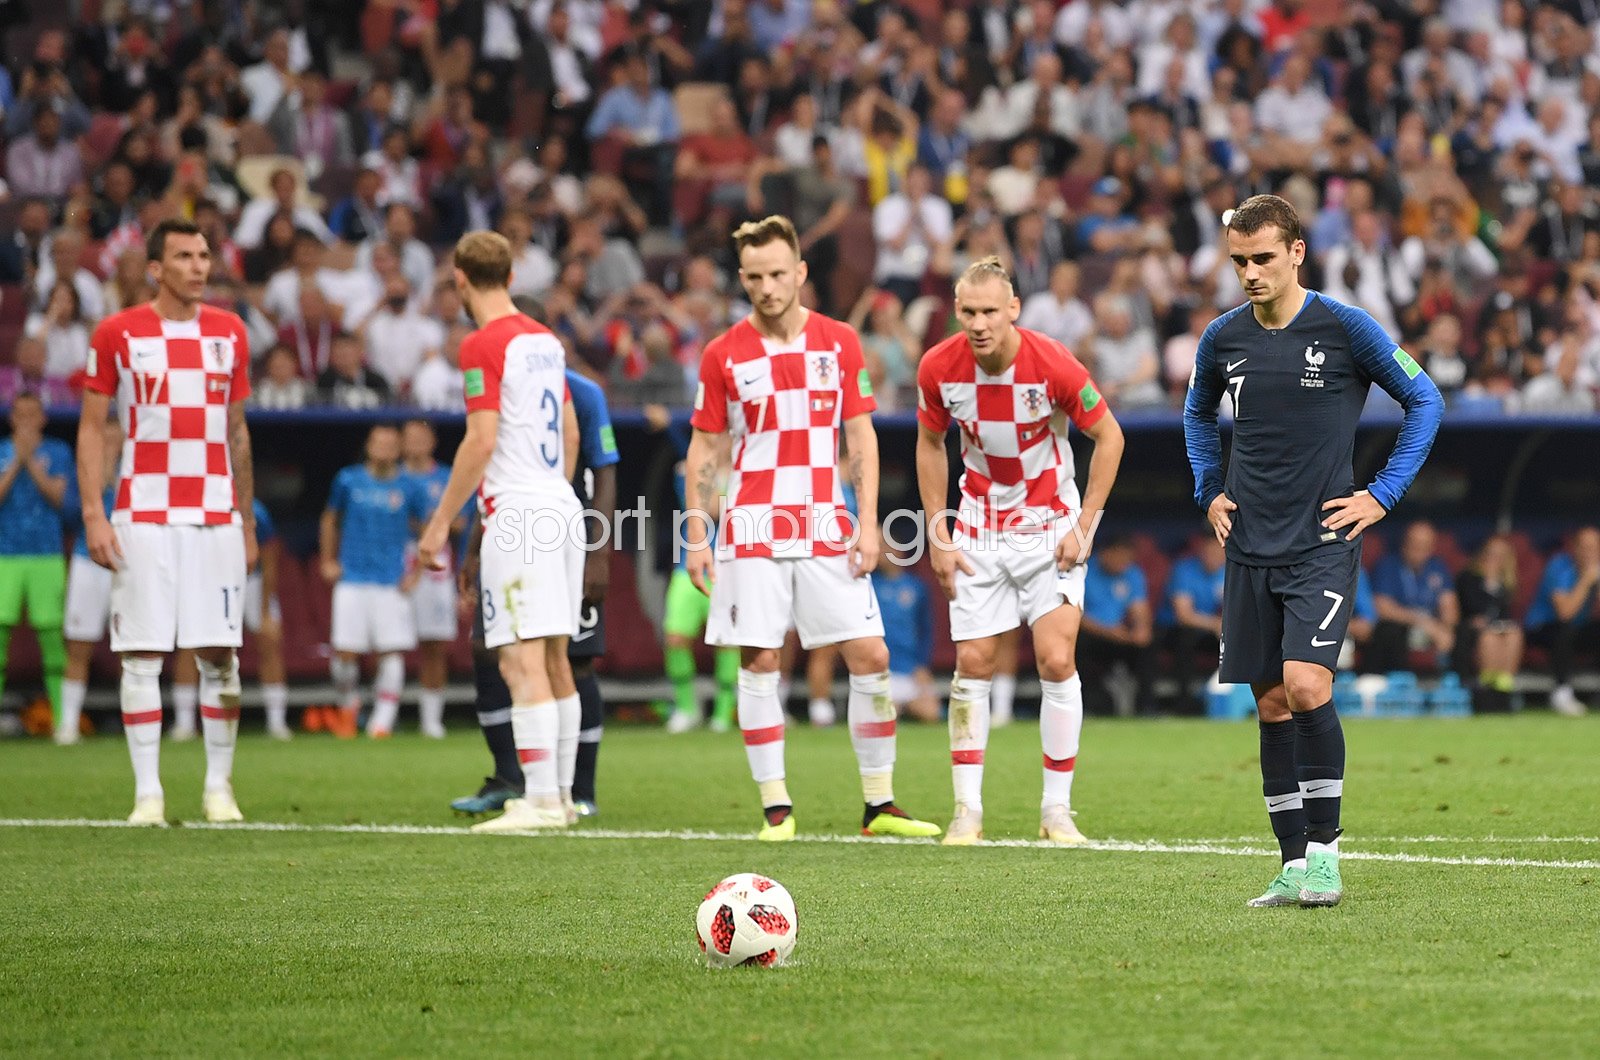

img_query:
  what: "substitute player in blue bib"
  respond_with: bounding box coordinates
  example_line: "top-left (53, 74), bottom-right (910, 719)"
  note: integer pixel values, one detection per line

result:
top-left (451, 368), bottom-right (618, 817)
top-left (401, 419), bottom-right (465, 739)
top-left (320, 424), bottom-right (431, 738)
top-left (1183, 195), bottom-right (1443, 908)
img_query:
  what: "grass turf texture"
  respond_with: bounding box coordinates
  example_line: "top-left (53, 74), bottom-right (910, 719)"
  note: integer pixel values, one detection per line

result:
top-left (3, 717), bottom-right (1599, 1058)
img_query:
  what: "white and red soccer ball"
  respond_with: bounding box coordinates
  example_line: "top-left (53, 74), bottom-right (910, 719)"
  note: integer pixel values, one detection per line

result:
top-left (696, 873), bottom-right (798, 968)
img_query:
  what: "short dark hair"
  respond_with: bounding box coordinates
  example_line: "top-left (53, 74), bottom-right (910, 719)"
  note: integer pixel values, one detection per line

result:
top-left (146, 218), bottom-right (205, 261)
top-left (1227, 194), bottom-right (1303, 248)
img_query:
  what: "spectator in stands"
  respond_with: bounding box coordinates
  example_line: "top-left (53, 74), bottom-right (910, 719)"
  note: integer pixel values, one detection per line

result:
top-left (1522, 336), bottom-right (1597, 414)
top-left (916, 88), bottom-right (971, 207)
top-left (860, 94), bottom-right (920, 207)
top-left (0, 336), bottom-right (75, 408)
top-left (0, 198), bottom-right (52, 284)
top-left (317, 332), bottom-right (392, 410)
top-left (241, 28), bottom-right (295, 124)
top-left (782, 135), bottom-right (854, 316)
top-left (1399, 195), bottom-right (1498, 290)
top-left (1076, 176), bottom-right (1139, 254)
top-left (236, 167), bottom-right (333, 250)
top-left (263, 229), bottom-right (349, 324)
top-left (872, 163), bottom-right (951, 307)
top-left (1454, 534), bottom-right (1523, 695)
top-left (412, 323), bottom-right (470, 412)
top-left (359, 275), bottom-right (444, 396)
top-left (585, 49), bottom-right (679, 224)
top-left (356, 202), bottom-right (434, 298)
top-left (1417, 313), bottom-right (1471, 400)
top-left (432, 141), bottom-right (505, 244)
top-left (89, 161), bottom-right (141, 242)
top-left (847, 288), bottom-right (918, 413)
top-left (565, 216), bottom-right (645, 304)
top-left (672, 97), bottom-right (758, 232)
top-left (607, 320), bottom-right (686, 408)
top-left (281, 287), bottom-right (340, 378)
top-left (1162, 303), bottom-right (1217, 400)
top-left (243, 212), bottom-right (299, 285)
top-left (1369, 521), bottom-right (1459, 674)
top-left (329, 162), bottom-right (388, 244)
top-left (1079, 536), bottom-right (1157, 716)
top-left (1020, 260), bottom-right (1093, 351)
top-left (1254, 52), bottom-right (1332, 162)
top-left (1009, 207), bottom-right (1069, 302)
top-left (23, 282), bottom-right (90, 380)
top-left (365, 128), bottom-right (424, 210)
top-left (252, 344), bottom-right (312, 411)
top-left (161, 84), bottom-right (235, 169)
top-left (1087, 294), bottom-right (1164, 409)
top-left (1322, 210), bottom-right (1414, 338)
top-left (267, 69), bottom-right (354, 175)
top-left (5, 107), bottom-right (82, 201)
top-left (102, 246), bottom-right (152, 316)
top-left (500, 209), bottom-right (557, 301)
top-left (1163, 537), bottom-right (1225, 714)
top-left (1526, 526), bottom-right (1600, 716)
top-left (1523, 182), bottom-right (1598, 264)
top-left (32, 230), bottom-right (104, 322)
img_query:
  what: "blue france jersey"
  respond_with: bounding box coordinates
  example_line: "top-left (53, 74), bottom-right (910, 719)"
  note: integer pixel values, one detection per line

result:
top-left (72, 485), bottom-right (119, 560)
top-left (567, 370), bottom-right (620, 508)
top-left (1371, 553), bottom-right (1453, 613)
top-left (1184, 291), bottom-right (1444, 566)
top-left (1084, 556), bottom-right (1148, 627)
top-left (327, 465), bottom-right (430, 586)
top-left (1159, 555), bottom-right (1225, 626)
top-left (878, 570), bottom-right (933, 674)
top-left (1525, 554), bottom-right (1598, 629)
top-left (0, 436), bottom-right (73, 556)
top-left (253, 499), bottom-right (276, 545)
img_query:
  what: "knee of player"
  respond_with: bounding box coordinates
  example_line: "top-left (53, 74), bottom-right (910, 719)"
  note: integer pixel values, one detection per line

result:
top-left (1253, 683), bottom-right (1292, 723)
top-left (845, 640), bottom-right (890, 674)
top-left (1284, 674), bottom-right (1332, 712)
top-left (954, 642), bottom-right (997, 681)
top-left (740, 647), bottom-right (782, 672)
top-left (1035, 643), bottom-right (1077, 682)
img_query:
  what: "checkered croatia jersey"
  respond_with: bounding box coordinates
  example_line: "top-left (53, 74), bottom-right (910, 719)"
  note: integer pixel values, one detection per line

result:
top-left (917, 326), bottom-right (1108, 533)
top-left (86, 304), bottom-right (251, 525)
top-left (691, 313), bottom-right (874, 558)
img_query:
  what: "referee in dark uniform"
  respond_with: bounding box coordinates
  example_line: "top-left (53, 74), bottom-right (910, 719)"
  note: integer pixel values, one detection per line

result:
top-left (1183, 195), bottom-right (1444, 908)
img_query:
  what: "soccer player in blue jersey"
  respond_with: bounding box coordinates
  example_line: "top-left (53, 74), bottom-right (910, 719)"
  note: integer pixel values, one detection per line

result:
top-left (61, 414), bottom-right (122, 744)
top-left (320, 424), bottom-right (431, 738)
top-left (1184, 195), bottom-right (1444, 908)
top-left (401, 419), bottom-right (461, 739)
top-left (0, 394), bottom-right (74, 736)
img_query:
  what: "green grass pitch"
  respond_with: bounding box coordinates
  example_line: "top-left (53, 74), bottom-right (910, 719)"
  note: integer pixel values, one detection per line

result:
top-left (3, 716), bottom-right (1599, 1057)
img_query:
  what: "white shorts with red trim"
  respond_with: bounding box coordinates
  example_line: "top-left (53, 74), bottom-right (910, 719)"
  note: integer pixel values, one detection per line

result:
top-left (705, 553), bottom-right (884, 650)
top-left (479, 502), bottom-right (584, 649)
top-left (410, 570), bottom-right (459, 642)
top-left (332, 583), bottom-right (418, 654)
top-left (242, 572), bottom-right (281, 635)
top-left (947, 524), bottom-right (1086, 642)
top-left (110, 523), bottom-right (246, 653)
top-left (65, 553), bottom-right (112, 643)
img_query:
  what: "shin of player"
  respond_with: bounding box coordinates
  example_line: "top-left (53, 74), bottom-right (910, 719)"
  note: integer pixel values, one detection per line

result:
top-left (1184, 195), bottom-right (1443, 907)
top-left (401, 419), bottom-right (459, 740)
top-left (418, 230), bottom-right (585, 833)
top-left (77, 219), bottom-right (258, 825)
top-left (916, 257), bottom-right (1124, 846)
top-left (684, 215), bottom-right (939, 841)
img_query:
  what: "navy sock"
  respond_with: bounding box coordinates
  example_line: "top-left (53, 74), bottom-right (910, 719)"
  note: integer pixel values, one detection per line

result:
top-left (1259, 718), bottom-right (1308, 864)
top-left (573, 669), bottom-right (603, 803)
top-left (1294, 701), bottom-right (1345, 845)
top-left (473, 650), bottom-right (522, 791)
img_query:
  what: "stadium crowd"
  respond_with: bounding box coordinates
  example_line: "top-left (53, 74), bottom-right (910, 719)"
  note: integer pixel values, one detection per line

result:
top-left (0, 0), bottom-right (1599, 415)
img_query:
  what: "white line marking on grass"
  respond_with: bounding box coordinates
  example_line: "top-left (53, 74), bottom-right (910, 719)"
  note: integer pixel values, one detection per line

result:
top-left (4, 818), bottom-right (1600, 870)
top-left (1183, 834), bottom-right (1600, 846)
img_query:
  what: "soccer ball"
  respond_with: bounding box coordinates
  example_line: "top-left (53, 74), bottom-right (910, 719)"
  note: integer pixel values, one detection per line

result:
top-left (695, 873), bottom-right (798, 968)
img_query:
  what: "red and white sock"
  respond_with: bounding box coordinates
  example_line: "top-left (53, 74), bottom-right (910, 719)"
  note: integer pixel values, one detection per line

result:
top-left (847, 672), bottom-right (895, 806)
top-left (556, 692), bottom-right (581, 795)
top-left (121, 657), bottom-right (164, 800)
top-left (369, 653), bottom-right (404, 734)
top-left (738, 668), bottom-right (789, 809)
top-left (197, 655), bottom-right (241, 792)
top-left (511, 701), bottom-right (558, 799)
top-left (1040, 674), bottom-right (1083, 809)
top-left (948, 674), bottom-right (991, 811)
top-left (171, 681), bottom-right (197, 734)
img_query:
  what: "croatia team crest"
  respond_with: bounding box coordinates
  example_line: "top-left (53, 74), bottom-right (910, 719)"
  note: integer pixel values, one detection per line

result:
top-left (1014, 384), bottom-right (1049, 421)
top-left (806, 346), bottom-right (840, 391)
top-left (206, 338), bottom-right (232, 370)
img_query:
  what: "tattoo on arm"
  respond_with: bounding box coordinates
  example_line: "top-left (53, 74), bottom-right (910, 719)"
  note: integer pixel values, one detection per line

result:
top-left (228, 404), bottom-right (255, 528)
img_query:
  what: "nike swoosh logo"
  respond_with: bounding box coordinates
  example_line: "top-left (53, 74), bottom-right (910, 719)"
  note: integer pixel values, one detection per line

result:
top-left (1311, 637), bottom-right (1337, 647)
top-left (738, 374), bottom-right (764, 388)
top-left (1303, 783), bottom-right (1339, 795)
top-left (1226, 359), bottom-right (1248, 372)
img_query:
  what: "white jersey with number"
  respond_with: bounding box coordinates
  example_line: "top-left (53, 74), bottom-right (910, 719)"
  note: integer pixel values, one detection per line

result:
top-left (459, 312), bottom-right (577, 516)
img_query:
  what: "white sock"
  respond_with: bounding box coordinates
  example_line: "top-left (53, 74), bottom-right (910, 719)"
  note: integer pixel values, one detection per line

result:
top-left (1040, 674), bottom-right (1083, 809)
top-left (556, 692), bottom-right (581, 794)
top-left (121, 657), bottom-right (164, 800)
top-left (847, 672), bottom-right (895, 806)
top-left (60, 678), bottom-right (86, 738)
top-left (198, 656), bottom-right (241, 792)
top-left (511, 701), bottom-right (559, 799)
top-left (369, 653), bottom-right (404, 734)
top-left (419, 688), bottom-right (446, 732)
top-left (263, 683), bottom-right (289, 731)
top-left (809, 695), bottom-right (833, 717)
top-left (738, 668), bottom-right (787, 804)
top-left (330, 657), bottom-right (360, 711)
top-left (991, 672), bottom-right (1017, 726)
top-left (171, 682), bottom-right (197, 733)
top-left (948, 674), bottom-right (991, 811)
top-left (1306, 838), bottom-right (1340, 856)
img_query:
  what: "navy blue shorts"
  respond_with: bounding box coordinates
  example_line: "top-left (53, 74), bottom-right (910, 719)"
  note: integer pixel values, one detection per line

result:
top-left (1220, 548), bottom-right (1360, 685)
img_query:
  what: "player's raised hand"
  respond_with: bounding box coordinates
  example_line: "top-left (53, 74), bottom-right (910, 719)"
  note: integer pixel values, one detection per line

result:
top-left (1321, 490), bottom-right (1386, 541)
top-left (850, 521), bottom-right (881, 578)
top-left (85, 516), bottom-right (122, 572)
top-left (686, 544), bottom-right (715, 596)
top-left (1207, 492), bottom-right (1237, 545)
top-left (929, 539), bottom-right (975, 601)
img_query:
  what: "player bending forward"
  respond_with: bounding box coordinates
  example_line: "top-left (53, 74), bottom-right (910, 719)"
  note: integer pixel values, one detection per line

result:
top-left (685, 215), bottom-right (939, 842)
top-left (78, 218), bottom-right (258, 825)
top-left (417, 231), bottom-right (585, 832)
top-left (916, 257), bottom-right (1125, 846)
top-left (1184, 195), bottom-right (1442, 907)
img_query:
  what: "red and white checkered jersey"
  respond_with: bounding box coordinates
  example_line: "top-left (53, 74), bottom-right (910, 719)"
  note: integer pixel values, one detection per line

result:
top-left (691, 313), bottom-right (875, 558)
top-left (85, 304), bottom-right (251, 526)
top-left (917, 327), bottom-right (1108, 533)
top-left (460, 313), bottom-right (575, 516)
